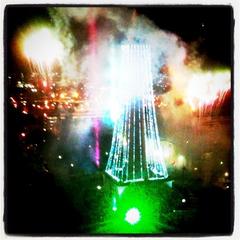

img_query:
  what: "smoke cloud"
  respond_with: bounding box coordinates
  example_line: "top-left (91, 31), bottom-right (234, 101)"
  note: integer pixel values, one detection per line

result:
top-left (49, 7), bottom-right (230, 124)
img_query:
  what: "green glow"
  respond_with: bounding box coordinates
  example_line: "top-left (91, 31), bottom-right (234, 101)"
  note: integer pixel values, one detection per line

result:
top-left (95, 183), bottom-right (172, 233)
top-left (125, 208), bottom-right (141, 225)
top-left (112, 196), bottom-right (117, 212)
top-left (117, 186), bottom-right (126, 196)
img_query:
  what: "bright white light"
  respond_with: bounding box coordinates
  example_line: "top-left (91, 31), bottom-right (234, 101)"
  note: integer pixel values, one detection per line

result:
top-left (108, 44), bottom-right (153, 122)
top-left (119, 44), bottom-right (151, 101)
top-left (224, 172), bottom-right (229, 177)
top-left (22, 27), bottom-right (64, 65)
top-left (186, 70), bottom-right (230, 110)
top-left (125, 208), bottom-right (141, 225)
top-left (58, 155), bottom-right (62, 159)
top-left (70, 163), bottom-right (74, 167)
top-left (112, 206), bottom-right (117, 211)
top-left (182, 198), bottom-right (186, 203)
top-left (96, 185), bottom-right (102, 190)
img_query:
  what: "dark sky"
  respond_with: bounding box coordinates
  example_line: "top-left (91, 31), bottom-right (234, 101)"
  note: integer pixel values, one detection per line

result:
top-left (137, 6), bottom-right (233, 67)
top-left (5, 5), bottom-right (233, 70)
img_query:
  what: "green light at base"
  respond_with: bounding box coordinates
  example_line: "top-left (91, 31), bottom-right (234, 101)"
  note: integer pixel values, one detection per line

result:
top-left (117, 186), bottom-right (126, 196)
top-left (95, 184), bottom-right (170, 234)
top-left (125, 208), bottom-right (141, 225)
top-left (112, 206), bottom-right (117, 211)
top-left (112, 197), bottom-right (117, 211)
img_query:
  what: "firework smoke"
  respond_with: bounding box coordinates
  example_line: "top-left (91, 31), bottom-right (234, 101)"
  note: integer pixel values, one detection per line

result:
top-left (48, 7), bottom-right (230, 121)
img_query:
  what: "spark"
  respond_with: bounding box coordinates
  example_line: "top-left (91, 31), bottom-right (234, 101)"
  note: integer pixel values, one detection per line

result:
top-left (10, 97), bottom-right (18, 108)
top-left (22, 110), bottom-right (28, 114)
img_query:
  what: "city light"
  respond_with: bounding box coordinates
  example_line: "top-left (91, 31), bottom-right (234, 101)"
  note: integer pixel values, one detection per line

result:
top-left (21, 132), bottom-right (26, 137)
top-left (22, 110), bottom-right (28, 114)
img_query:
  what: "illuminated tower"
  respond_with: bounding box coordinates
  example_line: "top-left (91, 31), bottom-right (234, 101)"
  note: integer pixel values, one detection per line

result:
top-left (105, 44), bottom-right (168, 183)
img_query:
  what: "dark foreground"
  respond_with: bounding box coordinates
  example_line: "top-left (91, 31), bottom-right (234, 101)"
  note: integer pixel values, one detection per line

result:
top-left (5, 103), bottom-right (233, 236)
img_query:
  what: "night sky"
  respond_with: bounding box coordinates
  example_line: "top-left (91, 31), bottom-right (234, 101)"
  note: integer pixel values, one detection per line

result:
top-left (5, 5), bottom-right (233, 69)
top-left (138, 6), bottom-right (233, 67)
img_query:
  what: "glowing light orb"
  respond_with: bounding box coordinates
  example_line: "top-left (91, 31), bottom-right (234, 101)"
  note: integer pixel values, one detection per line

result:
top-left (112, 206), bottom-right (117, 211)
top-left (125, 208), bottom-right (141, 225)
top-left (177, 154), bottom-right (186, 168)
top-left (22, 27), bottom-right (63, 65)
